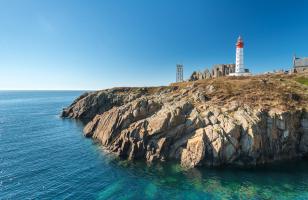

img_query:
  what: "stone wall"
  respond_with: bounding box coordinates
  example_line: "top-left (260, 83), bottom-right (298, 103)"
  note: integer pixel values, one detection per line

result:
top-left (292, 66), bottom-right (308, 73)
top-left (189, 64), bottom-right (235, 81)
top-left (292, 56), bottom-right (308, 73)
top-left (211, 64), bottom-right (235, 78)
top-left (294, 57), bottom-right (308, 68)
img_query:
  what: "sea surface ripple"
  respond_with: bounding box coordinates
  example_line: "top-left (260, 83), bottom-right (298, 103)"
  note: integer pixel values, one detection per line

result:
top-left (1, 91), bottom-right (308, 200)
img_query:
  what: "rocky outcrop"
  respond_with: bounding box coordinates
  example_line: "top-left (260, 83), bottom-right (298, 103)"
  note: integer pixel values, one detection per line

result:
top-left (61, 87), bottom-right (164, 123)
top-left (62, 74), bottom-right (308, 168)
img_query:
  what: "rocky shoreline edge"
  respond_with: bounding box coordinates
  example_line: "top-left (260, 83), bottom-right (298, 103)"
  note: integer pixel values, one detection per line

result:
top-left (61, 74), bottom-right (308, 168)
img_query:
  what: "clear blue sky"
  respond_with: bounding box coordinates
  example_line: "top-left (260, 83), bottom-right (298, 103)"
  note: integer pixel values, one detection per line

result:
top-left (0, 0), bottom-right (307, 90)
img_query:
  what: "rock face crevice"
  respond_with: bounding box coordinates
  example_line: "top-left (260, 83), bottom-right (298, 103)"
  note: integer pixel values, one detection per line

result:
top-left (61, 75), bottom-right (308, 168)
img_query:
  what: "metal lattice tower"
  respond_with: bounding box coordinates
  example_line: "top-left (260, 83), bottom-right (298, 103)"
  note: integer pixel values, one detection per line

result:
top-left (176, 64), bottom-right (184, 82)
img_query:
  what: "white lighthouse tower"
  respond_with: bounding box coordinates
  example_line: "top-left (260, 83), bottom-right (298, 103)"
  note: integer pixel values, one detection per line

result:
top-left (235, 36), bottom-right (244, 73)
top-left (230, 36), bottom-right (251, 76)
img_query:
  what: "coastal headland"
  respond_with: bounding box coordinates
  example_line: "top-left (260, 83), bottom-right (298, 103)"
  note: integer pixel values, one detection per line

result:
top-left (62, 72), bottom-right (308, 168)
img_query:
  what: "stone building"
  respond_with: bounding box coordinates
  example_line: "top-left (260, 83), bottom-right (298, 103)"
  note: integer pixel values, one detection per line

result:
top-left (189, 64), bottom-right (236, 81)
top-left (292, 56), bottom-right (308, 73)
top-left (211, 64), bottom-right (235, 78)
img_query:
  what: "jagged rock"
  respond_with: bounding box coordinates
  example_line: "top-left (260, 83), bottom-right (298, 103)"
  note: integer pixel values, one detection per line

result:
top-left (61, 88), bottom-right (148, 123)
top-left (181, 128), bottom-right (206, 168)
top-left (206, 85), bottom-right (215, 94)
top-left (62, 75), bottom-right (308, 168)
top-left (299, 113), bottom-right (308, 153)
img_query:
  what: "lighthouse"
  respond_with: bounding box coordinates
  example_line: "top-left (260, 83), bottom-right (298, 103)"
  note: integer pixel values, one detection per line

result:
top-left (235, 36), bottom-right (244, 73)
top-left (229, 36), bottom-right (251, 76)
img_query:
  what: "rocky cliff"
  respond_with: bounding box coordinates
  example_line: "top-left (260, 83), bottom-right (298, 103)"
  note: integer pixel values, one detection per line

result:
top-left (62, 73), bottom-right (308, 168)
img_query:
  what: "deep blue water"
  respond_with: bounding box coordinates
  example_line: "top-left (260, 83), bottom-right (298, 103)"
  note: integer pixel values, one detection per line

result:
top-left (1, 91), bottom-right (308, 200)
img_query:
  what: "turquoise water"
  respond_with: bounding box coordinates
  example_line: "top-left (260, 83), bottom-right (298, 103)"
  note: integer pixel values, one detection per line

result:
top-left (1, 91), bottom-right (308, 200)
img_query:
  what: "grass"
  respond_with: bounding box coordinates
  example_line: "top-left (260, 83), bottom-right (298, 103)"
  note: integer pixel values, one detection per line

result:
top-left (295, 77), bottom-right (308, 86)
top-left (109, 72), bottom-right (308, 111)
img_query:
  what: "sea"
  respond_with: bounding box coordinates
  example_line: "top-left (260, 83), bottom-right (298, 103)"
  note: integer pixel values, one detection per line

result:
top-left (1, 91), bottom-right (308, 200)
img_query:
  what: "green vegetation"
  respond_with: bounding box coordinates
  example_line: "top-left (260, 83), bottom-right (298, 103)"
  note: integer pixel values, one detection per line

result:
top-left (296, 77), bottom-right (308, 86)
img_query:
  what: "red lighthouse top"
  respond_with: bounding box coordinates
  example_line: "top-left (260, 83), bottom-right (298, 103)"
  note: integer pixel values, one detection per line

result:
top-left (236, 36), bottom-right (244, 48)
